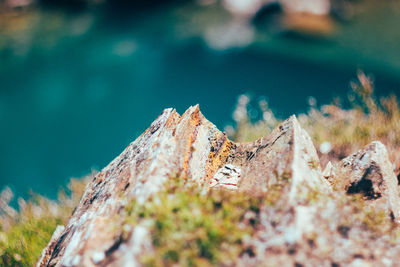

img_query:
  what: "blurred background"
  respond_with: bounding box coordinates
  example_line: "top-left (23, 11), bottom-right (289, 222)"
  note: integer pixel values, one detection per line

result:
top-left (1, 0), bottom-right (400, 201)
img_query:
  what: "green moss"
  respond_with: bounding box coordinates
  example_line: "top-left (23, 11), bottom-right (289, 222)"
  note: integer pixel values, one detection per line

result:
top-left (360, 209), bottom-right (388, 233)
top-left (336, 193), bottom-right (395, 236)
top-left (305, 189), bottom-right (323, 204)
top-left (264, 184), bottom-right (285, 206)
top-left (308, 159), bottom-right (319, 169)
top-left (123, 177), bottom-right (264, 266)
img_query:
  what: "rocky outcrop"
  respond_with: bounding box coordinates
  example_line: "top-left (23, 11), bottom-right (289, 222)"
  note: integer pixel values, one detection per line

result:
top-left (326, 141), bottom-right (400, 221)
top-left (38, 106), bottom-right (400, 267)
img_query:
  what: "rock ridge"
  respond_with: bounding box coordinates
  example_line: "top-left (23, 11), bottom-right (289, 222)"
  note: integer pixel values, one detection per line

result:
top-left (38, 106), bottom-right (400, 267)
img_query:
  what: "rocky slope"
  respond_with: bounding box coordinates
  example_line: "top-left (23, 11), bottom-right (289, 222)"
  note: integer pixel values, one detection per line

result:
top-left (38, 106), bottom-right (400, 267)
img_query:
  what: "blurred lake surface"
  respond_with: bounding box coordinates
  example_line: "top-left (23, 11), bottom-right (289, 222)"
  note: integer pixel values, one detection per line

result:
top-left (1, 0), bottom-right (399, 199)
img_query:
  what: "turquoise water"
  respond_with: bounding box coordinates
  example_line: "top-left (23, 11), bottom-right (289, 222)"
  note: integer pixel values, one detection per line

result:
top-left (1, 4), bottom-right (400, 200)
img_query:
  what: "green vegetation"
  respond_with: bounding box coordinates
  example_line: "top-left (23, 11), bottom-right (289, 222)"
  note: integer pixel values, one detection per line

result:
top-left (0, 176), bottom-right (89, 266)
top-left (336, 193), bottom-right (397, 236)
top-left (0, 215), bottom-right (63, 266)
top-left (123, 177), bottom-right (264, 267)
top-left (120, 176), bottom-right (399, 267)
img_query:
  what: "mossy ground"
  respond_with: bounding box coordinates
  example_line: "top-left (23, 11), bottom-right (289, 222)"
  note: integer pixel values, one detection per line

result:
top-left (123, 178), bottom-right (266, 267)
top-left (1, 71), bottom-right (400, 266)
top-left (120, 177), bottom-right (399, 266)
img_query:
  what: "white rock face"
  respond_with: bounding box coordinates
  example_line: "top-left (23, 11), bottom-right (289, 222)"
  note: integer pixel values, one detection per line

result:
top-left (210, 164), bottom-right (241, 190)
top-left (322, 161), bottom-right (333, 178)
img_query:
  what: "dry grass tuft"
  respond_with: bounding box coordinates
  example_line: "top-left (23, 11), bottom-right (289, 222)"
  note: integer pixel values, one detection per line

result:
top-left (0, 174), bottom-right (91, 266)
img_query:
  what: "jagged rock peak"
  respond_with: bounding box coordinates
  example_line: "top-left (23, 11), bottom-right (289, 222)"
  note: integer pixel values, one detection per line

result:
top-left (38, 106), bottom-right (334, 266)
top-left (327, 141), bottom-right (400, 221)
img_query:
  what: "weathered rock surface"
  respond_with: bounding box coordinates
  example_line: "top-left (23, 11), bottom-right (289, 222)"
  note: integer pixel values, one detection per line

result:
top-left (243, 142), bottom-right (400, 267)
top-left (327, 141), bottom-right (400, 221)
top-left (38, 106), bottom-right (400, 267)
